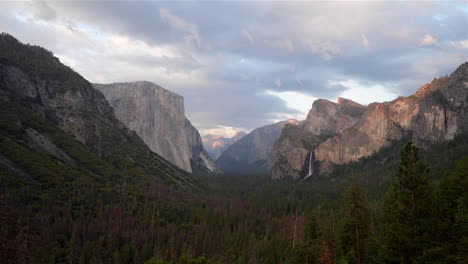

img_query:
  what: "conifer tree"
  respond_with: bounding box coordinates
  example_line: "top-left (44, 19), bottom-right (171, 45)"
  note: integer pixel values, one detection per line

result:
top-left (337, 181), bottom-right (369, 264)
top-left (381, 141), bottom-right (435, 263)
top-left (291, 211), bottom-right (321, 264)
top-left (432, 157), bottom-right (468, 263)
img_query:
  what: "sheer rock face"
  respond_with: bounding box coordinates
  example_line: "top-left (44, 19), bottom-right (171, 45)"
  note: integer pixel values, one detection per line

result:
top-left (216, 119), bottom-right (299, 174)
top-left (95, 82), bottom-right (219, 174)
top-left (315, 62), bottom-right (468, 168)
top-left (270, 99), bottom-right (366, 179)
top-left (202, 132), bottom-right (247, 160)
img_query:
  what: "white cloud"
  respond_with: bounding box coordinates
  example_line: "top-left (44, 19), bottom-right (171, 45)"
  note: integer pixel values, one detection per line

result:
top-left (332, 79), bottom-right (398, 105)
top-left (266, 90), bottom-right (318, 120)
top-left (199, 125), bottom-right (248, 137)
top-left (451, 40), bottom-right (468, 50)
top-left (420, 34), bottom-right (438, 46)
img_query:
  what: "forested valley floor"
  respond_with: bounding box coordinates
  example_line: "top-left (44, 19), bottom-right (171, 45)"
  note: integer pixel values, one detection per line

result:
top-left (1, 126), bottom-right (467, 264)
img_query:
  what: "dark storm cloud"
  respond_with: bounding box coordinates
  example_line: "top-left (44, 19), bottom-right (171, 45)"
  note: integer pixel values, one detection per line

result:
top-left (1, 0), bottom-right (466, 135)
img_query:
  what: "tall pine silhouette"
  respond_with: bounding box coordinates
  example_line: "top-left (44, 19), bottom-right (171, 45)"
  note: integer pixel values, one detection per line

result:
top-left (381, 141), bottom-right (435, 263)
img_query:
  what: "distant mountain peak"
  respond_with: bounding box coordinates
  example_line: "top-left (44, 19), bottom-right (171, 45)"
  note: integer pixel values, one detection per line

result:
top-left (202, 131), bottom-right (247, 160)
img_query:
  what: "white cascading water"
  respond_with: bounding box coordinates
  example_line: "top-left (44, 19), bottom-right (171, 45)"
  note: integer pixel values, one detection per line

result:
top-left (304, 150), bottom-right (313, 180)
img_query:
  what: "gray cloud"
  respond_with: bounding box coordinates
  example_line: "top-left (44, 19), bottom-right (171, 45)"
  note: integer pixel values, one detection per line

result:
top-left (31, 0), bottom-right (56, 21)
top-left (0, 0), bottom-right (466, 135)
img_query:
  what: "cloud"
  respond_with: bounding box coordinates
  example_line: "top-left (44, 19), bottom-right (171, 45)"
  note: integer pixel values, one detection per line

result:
top-left (274, 77), bottom-right (282, 87)
top-left (303, 40), bottom-right (341, 60)
top-left (31, 0), bottom-right (56, 21)
top-left (265, 38), bottom-right (294, 52)
top-left (1, 0), bottom-right (466, 136)
top-left (242, 29), bottom-right (255, 45)
top-left (451, 40), bottom-right (468, 50)
top-left (420, 34), bottom-right (438, 46)
top-left (361, 33), bottom-right (369, 48)
top-left (159, 8), bottom-right (201, 47)
top-left (266, 90), bottom-right (318, 120)
top-left (332, 79), bottom-right (398, 105)
top-left (199, 125), bottom-right (246, 138)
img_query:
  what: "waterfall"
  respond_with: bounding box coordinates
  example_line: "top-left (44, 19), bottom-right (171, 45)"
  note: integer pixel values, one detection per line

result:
top-left (304, 150), bottom-right (314, 180)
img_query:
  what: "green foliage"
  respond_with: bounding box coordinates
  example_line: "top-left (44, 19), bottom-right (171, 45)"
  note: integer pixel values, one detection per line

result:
top-left (380, 141), bottom-right (435, 263)
top-left (337, 182), bottom-right (369, 264)
top-left (294, 212), bottom-right (321, 264)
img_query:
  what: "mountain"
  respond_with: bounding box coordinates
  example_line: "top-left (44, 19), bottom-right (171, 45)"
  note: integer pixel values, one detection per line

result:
top-left (270, 98), bottom-right (366, 179)
top-left (94, 82), bottom-right (220, 175)
top-left (273, 62), bottom-right (468, 179)
top-left (202, 131), bottom-right (247, 160)
top-left (216, 119), bottom-right (299, 174)
top-left (0, 33), bottom-right (196, 189)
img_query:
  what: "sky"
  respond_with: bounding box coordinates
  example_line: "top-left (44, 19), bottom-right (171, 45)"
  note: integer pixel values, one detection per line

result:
top-left (1, 0), bottom-right (467, 137)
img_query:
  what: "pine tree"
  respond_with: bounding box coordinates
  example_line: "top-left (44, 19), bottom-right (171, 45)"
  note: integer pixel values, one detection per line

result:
top-left (381, 141), bottom-right (435, 263)
top-left (293, 212), bottom-right (321, 264)
top-left (337, 181), bottom-right (369, 264)
top-left (432, 157), bottom-right (468, 263)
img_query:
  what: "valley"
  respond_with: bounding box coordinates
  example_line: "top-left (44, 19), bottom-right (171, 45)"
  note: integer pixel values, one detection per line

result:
top-left (0, 16), bottom-right (467, 264)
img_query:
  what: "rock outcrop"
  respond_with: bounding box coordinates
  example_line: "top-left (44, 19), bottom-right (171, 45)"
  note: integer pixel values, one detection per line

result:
top-left (271, 62), bottom-right (468, 179)
top-left (216, 119), bottom-right (299, 174)
top-left (315, 63), bottom-right (468, 166)
top-left (202, 131), bottom-right (247, 160)
top-left (95, 81), bottom-right (220, 174)
top-left (270, 98), bottom-right (366, 179)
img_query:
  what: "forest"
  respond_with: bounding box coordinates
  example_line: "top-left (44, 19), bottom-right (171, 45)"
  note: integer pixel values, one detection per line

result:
top-left (1, 103), bottom-right (467, 263)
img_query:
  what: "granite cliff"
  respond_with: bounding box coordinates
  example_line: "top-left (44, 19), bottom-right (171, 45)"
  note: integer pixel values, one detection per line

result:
top-left (315, 63), bottom-right (468, 168)
top-left (271, 62), bottom-right (468, 179)
top-left (216, 119), bottom-right (299, 174)
top-left (0, 33), bottom-right (196, 188)
top-left (270, 98), bottom-right (366, 179)
top-left (202, 131), bottom-right (246, 160)
top-left (95, 82), bottom-right (220, 174)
